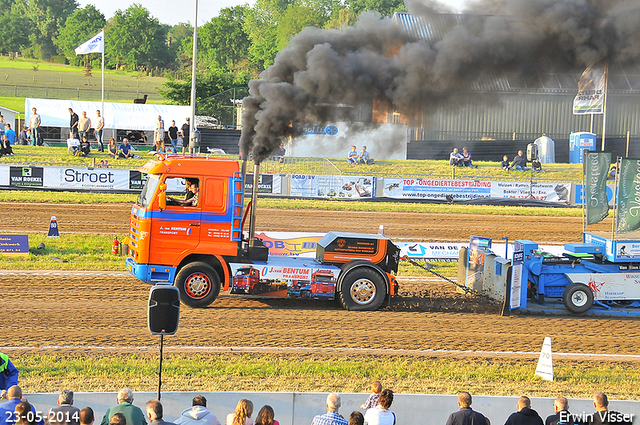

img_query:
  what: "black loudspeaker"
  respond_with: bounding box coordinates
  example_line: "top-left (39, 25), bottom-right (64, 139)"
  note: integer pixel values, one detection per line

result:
top-left (148, 285), bottom-right (180, 335)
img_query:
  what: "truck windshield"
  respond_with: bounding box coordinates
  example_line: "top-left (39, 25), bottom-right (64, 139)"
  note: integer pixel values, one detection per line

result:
top-left (236, 268), bottom-right (251, 275)
top-left (137, 174), bottom-right (160, 208)
top-left (315, 274), bottom-right (334, 283)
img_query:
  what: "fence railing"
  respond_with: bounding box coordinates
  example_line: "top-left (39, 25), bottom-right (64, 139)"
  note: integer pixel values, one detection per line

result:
top-left (0, 84), bottom-right (164, 102)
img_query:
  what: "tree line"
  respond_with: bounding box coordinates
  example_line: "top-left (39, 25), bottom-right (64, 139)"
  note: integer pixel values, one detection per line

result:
top-left (0, 0), bottom-right (405, 120)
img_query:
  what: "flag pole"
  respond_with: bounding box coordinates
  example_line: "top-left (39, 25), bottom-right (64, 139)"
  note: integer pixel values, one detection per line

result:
top-left (601, 62), bottom-right (609, 150)
top-left (101, 29), bottom-right (105, 118)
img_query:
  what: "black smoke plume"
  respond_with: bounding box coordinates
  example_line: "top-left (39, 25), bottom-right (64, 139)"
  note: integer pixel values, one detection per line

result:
top-left (240, 0), bottom-right (640, 163)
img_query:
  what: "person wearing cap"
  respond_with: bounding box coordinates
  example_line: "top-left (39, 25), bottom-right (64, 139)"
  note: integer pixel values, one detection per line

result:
top-left (181, 118), bottom-right (190, 154)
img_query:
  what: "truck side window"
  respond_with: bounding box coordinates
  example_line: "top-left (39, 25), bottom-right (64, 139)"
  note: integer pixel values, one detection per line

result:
top-left (166, 177), bottom-right (200, 207)
top-left (203, 178), bottom-right (226, 212)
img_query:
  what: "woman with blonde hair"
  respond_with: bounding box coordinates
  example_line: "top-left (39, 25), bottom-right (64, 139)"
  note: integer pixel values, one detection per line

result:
top-left (226, 399), bottom-right (254, 425)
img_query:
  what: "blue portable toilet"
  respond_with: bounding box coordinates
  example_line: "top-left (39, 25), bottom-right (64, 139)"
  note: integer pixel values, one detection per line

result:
top-left (569, 132), bottom-right (596, 164)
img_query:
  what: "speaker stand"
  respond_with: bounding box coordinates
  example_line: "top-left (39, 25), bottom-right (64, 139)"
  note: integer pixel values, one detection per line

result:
top-left (157, 334), bottom-right (164, 400)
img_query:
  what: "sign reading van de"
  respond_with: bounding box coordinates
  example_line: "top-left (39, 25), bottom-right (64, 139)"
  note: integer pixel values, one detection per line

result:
top-left (10, 166), bottom-right (44, 187)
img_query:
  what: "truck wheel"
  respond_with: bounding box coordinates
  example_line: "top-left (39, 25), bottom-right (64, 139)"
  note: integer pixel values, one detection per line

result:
top-left (563, 283), bottom-right (594, 314)
top-left (175, 262), bottom-right (220, 308)
top-left (338, 267), bottom-right (386, 311)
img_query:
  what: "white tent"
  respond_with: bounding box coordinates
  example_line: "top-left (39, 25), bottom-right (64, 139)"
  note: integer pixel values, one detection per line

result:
top-left (25, 98), bottom-right (190, 131)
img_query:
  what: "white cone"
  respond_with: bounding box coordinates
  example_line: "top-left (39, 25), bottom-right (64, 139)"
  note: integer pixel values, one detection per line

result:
top-left (534, 336), bottom-right (553, 381)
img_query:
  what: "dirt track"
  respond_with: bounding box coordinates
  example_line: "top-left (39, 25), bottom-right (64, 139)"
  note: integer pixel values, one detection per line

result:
top-left (0, 203), bottom-right (636, 358)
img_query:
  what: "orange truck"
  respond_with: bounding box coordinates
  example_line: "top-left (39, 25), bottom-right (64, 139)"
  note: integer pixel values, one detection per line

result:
top-left (126, 155), bottom-right (400, 311)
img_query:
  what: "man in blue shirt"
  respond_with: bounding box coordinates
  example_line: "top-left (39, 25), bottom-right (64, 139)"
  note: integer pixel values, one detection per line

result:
top-left (347, 146), bottom-right (358, 164)
top-left (311, 394), bottom-right (348, 425)
top-left (0, 386), bottom-right (45, 425)
top-left (357, 146), bottom-right (373, 165)
top-left (118, 138), bottom-right (133, 159)
top-left (0, 353), bottom-right (19, 398)
top-left (4, 124), bottom-right (16, 145)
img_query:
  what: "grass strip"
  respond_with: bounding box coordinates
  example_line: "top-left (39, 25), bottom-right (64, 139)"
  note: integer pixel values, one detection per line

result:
top-left (14, 353), bottom-right (640, 400)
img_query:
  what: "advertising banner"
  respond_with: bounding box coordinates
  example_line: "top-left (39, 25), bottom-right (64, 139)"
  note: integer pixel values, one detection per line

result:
top-left (584, 151), bottom-right (611, 225)
top-left (0, 235), bottom-right (29, 255)
top-left (244, 174), bottom-right (282, 194)
top-left (573, 66), bottom-right (606, 115)
top-left (291, 175), bottom-right (375, 198)
top-left (10, 166), bottom-right (44, 187)
top-left (616, 158), bottom-right (640, 233)
top-left (399, 242), bottom-right (465, 261)
top-left (129, 170), bottom-right (148, 191)
top-left (0, 165), bottom-right (9, 186)
top-left (255, 232), bottom-right (324, 257)
top-left (44, 167), bottom-right (131, 190)
top-left (384, 178), bottom-right (571, 202)
top-left (510, 247), bottom-right (524, 310)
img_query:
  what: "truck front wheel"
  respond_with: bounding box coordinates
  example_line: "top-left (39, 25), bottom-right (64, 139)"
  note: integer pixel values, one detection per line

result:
top-left (563, 283), bottom-right (594, 314)
top-left (338, 267), bottom-right (386, 311)
top-left (175, 262), bottom-right (221, 308)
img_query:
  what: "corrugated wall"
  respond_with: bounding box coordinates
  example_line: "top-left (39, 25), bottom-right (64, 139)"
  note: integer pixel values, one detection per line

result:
top-left (414, 92), bottom-right (640, 141)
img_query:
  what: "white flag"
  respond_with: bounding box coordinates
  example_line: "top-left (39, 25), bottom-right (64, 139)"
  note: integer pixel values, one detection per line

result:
top-left (75, 30), bottom-right (104, 55)
top-left (573, 65), bottom-right (606, 115)
top-left (534, 336), bottom-right (554, 382)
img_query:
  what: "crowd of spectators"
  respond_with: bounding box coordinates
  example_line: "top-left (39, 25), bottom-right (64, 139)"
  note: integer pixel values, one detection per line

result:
top-left (0, 384), bottom-right (633, 425)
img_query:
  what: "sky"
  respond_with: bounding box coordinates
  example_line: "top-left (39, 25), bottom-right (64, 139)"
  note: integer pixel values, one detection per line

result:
top-left (77, 0), bottom-right (467, 26)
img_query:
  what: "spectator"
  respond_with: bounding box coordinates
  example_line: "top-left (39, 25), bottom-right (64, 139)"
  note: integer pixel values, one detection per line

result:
top-left (100, 388), bottom-right (147, 425)
top-left (47, 389), bottom-right (81, 425)
top-left (0, 386), bottom-right (44, 425)
top-left (119, 139), bottom-right (133, 159)
top-left (226, 400), bottom-right (253, 425)
top-left (511, 150), bottom-right (529, 171)
top-left (347, 146), bottom-right (358, 165)
top-left (532, 158), bottom-right (543, 173)
top-left (311, 394), bottom-right (348, 425)
top-left (544, 397), bottom-right (572, 425)
top-left (449, 148), bottom-right (463, 166)
top-left (15, 402), bottom-right (39, 425)
top-left (363, 389), bottom-right (395, 425)
top-left (29, 107), bottom-right (42, 146)
top-left (358, 146), bottom-right (374, 165)
top-left (145, 400), bottom-right (175, 425)
top-left (348, 413), bottom-right (363, 425)
top-left (107, 138), bottom-right (119, 159)
top-left (155, 115), bottom-right (165, 152)
top-left (18, 126), bottom-right (29, 146)
top-left (168, 120), bottom-right (179, 153)
top-left (175, 395), bottom-right (221, 425)
top-left (69, 108), bottom-right (79, 139)
top-left (591, 392), bottom-right (632, 425)
top-left (181, 118), bottom-right (190, 154)
top-left (461, 147), bottom-right (476, 168)
top-left (254, 406), bottom-right (278, 425)
top-left (361, 381), bottom-right (382, 410)
top-left (78, 111), bottom-right (91, 142)
top-left (445, 392), bottom-right (490, 425)
top-left (95, 110), bottom-right (105, 153)
top-left (78, 135), bottom-right (91, 157)
top-left (0, 353), bottom-right (22, 394)
top-left (5, 124), bottom-right (16, 145)
top-left (109, 414), bottom-right (126, 425)
top-left (504, 396), bottom-right (543, 425)
top-left (0, 135), bottom-right (13, 156)
top-left (79, 408), bottom-right (94, 425)
top-left (501, 155), bottom-right (512, 171)
top-left (608, 165), bottom-right (617, 180)
top-left (274, 143), bottom-right (286, 163)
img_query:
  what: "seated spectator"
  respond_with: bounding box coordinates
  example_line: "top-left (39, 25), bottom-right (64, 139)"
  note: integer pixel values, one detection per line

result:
top-left (78, 135), bottom-right (91, 156)
top-left (109, 414), bottom-right (126, 425)
top-left (609, 165), bottom-right (617, 180)
top-left (349, 412), bottom-right (364, 425)
top-left (445, 392), bottom-right (489, 425)
top-left (591, 392), bottom-right (632, 425)
top-left (363, 389), bottom-right (395, 425)
top-left (511, 150), bottom-right (529, 171)
top-left (311, 394), bottom-right (347, 425)
top-left (347, 146), bottom-right (358, 164)
top-left (504, 396), bottom-right (542, 425)
top-left (226, 400), bottom-right (253, 425)
top-left (16, 402), bottom-right (39, 425)
top-left (145, 400), bottom-right (175, 425)
top-left (532, 158), bottom-right (543, 173)
top-left (545, 397), bottom-right (572, 425)
top-left (47, 389), bottom-right (80, 425)
top-left (100, 388), bottom-right (147, 425)
top-left (461, 147), bottom-right (476, 168)
top-left (175, 395), bottom-right (221, 425)
top-left (18, 126), bottom-right (29, 146)
top-left (273, 143), bottom-right (286, 163)
top-left (108, 138), bottom-right (119, 159)
top-left (254, 406), bottom-right (278, 425)
top-left (449, 148), bottom-right (463, 166)
top-left (361, 381), bottom-right (382, 410)
top-left (0, 135), bottom-right (13, 156)
top-left (358, 146), bottom-right (374, 165)
top-left (119, 138), bottom-right (133, 159)
top-left (501, 155), bottom-right (512, 171)
top-left (0, 386), bottom-right (44, 425)
top-left (80, 407), bottom-right (94, 425)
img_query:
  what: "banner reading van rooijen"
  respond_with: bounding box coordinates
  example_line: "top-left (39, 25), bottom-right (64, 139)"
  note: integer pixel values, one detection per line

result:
top-left (616, 158), bottom-right (640, 233)
top-left (584, 151), bottom-right (611, 225)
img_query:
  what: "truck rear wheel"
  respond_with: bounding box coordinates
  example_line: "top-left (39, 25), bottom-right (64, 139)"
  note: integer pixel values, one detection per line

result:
top-left (563, 283), bottom-right (594, 314)
top-left (338, 267), bottom-right (386, 311)
top-left (175, 262), bottom-right (220, 308)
